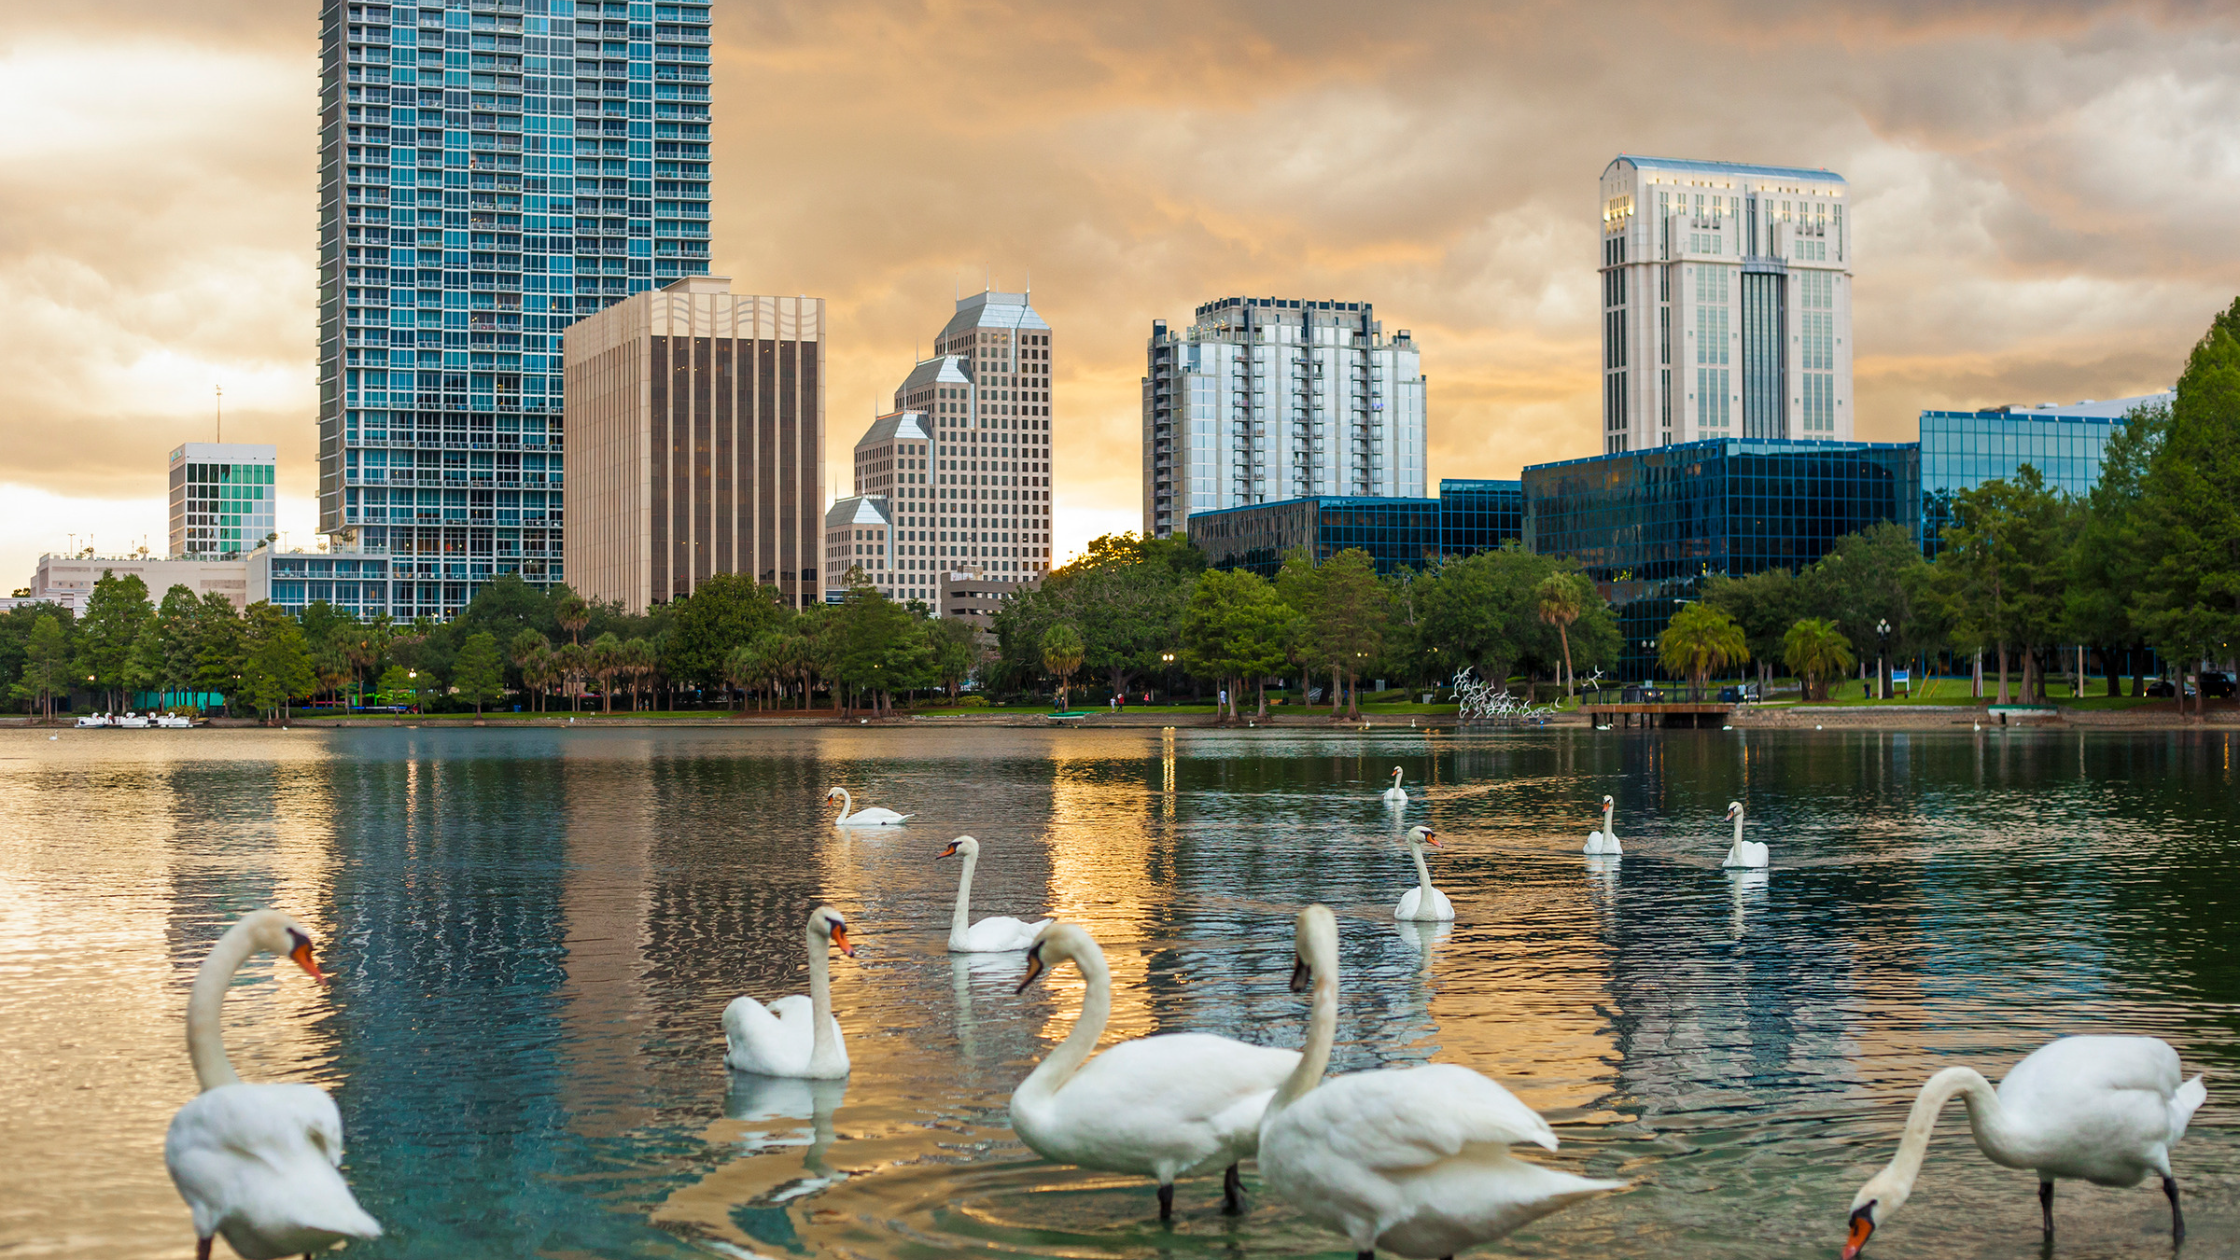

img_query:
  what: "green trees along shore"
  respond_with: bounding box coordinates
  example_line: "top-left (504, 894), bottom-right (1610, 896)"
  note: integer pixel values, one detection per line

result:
top-left (4, 301), bottom-right (2237, 720)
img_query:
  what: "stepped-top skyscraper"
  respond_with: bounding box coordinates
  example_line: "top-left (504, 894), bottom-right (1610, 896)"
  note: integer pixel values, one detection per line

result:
top-left (317, 0), bottom-right (713, 619)
top-left (1143, 298), bottom-right (1426, 540)
top-left (1598, 156), bottom-right (1852, 453)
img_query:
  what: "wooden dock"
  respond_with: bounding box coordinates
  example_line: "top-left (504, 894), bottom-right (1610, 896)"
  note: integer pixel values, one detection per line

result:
top-left (1582, 703), bottom-right (1736, 729)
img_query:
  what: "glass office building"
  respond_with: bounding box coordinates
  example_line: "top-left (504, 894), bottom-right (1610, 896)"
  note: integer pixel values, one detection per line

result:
top-left (1438, 479), bottom-right (1525, 558)
top-left (1524, 438), bottom-right (1919, 677)
top-left (319, 0), bottom-right (713, 620)
top-left (1918, 393), bottom-right (2169, 556)
top-left (1190, 497), bottom-right (1439, 578)
top-left (1189, 480), bottom-right (1525, 579)
top-left (168, 443), bottom-right (279, 557)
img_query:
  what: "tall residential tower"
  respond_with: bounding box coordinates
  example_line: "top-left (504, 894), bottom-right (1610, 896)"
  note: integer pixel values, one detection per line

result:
top-left (1598, 156), bottom-right (1852, 453)
top-left (318, 0), bottom-right (712, 619)
top-left (1143, 298), bottom-right (1426, 539)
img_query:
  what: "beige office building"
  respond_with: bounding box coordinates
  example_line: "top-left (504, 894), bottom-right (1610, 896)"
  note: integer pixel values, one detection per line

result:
top-left (564, 277), bottom-right (826, 612)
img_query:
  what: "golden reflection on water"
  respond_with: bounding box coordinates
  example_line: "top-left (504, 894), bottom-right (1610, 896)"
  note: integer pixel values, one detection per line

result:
top-left (1038, 740), bottom-right (1161, 1047)
top-left (10, 727), bottom-right (2240, 1260)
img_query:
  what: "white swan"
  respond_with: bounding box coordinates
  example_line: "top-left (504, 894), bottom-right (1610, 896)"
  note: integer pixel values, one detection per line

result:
top-left (1011, 922), bottom-right (1300, 1220)
top-left (939, 835), bottom-right (1051, 952)
top-left (1843, 1035), bottom-right (2206, 1257)
top-left (1261, 905), bottom-right (1623, 1258)
top-left (723, 905), bottom-right (854, 1079)
top-left (163, 911), bottom-right (383, 1260)
top-left (1583, 794), bottom-right (1621, 854)
top-left (1382, 766), bottom-right (1408, 805)
top-left (1393, 825), bottom-right (1455, 922)
top-left (826, 786), bottom-right (911, 827)
top-left (1720, 801), bottom-right (1768, 868)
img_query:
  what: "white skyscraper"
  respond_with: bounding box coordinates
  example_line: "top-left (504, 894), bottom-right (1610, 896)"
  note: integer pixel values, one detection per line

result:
top-left (1598, 156), bottom-right (1853, 452)
top-left (1143, 297), bottom-right (1426, 539)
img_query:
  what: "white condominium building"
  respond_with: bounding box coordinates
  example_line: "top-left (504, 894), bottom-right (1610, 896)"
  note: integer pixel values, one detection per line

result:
top-left (1143, 297), bottom-right (1426, 539)
top-left (1598, 156), bottom-right (1853, 452)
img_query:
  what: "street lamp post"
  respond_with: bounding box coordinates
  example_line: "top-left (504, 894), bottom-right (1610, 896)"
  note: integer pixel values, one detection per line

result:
top-left (1160, 651), bottom-right (1175, 707)
top-left (1875, 619), bottom-right (1891, 701)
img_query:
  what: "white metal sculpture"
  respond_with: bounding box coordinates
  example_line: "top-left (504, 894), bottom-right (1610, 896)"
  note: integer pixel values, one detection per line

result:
top-left (1450, 669), bottom-right (1560, 726)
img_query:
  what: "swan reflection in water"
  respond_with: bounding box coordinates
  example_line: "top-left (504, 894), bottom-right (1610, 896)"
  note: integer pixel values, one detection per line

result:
top-left (950, 950), bottom-right (1025, 1065)
top-left (1391, 918), bottom-right (1452, 978)
top-left (1727, 868), bottom-right (1770, 939)
top-left (723, 1073), bottom-right (850, 1194)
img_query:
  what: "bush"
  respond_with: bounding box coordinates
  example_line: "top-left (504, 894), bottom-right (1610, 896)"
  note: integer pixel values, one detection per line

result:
top-left (954, 694), bottom-right (990, 708)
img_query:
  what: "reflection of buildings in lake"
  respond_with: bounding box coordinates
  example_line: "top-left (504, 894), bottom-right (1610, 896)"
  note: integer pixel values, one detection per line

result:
top-left (1041, 742), bottom-right (1159, 1043)
top-left (557, 740), bottom-right (660, 1139)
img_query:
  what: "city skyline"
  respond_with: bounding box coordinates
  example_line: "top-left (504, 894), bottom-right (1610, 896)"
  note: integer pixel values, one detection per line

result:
top-left (0, 1), bottom-right (2224, 587)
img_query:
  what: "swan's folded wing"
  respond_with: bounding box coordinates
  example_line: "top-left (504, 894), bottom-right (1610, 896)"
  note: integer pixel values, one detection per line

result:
top-left (1068, 1033), bottom-right (1300, 1120)
top-left (2005, 1035), bottom-right (2183, 1101)
top-left (963, 916), bottom-right (1051, 951)
top-left (1292, 1065), bottom-right (1559, 1171)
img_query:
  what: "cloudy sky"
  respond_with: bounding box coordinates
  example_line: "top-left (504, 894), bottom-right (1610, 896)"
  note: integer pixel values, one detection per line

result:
top-left (2, 0), bottom-right (2234, 584)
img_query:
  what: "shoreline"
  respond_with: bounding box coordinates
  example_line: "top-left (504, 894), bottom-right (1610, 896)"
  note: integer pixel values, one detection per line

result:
top-left (8, 705), bottom-right (2235, 733)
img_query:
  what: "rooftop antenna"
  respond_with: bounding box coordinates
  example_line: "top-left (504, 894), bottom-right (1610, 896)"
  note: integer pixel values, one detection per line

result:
top-left (214, 384), bottom-right (223, 443)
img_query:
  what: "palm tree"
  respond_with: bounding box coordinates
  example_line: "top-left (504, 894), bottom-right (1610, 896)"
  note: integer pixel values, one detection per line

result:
top-left (623, 637), bottom-right (658, 712)
top-left (1535, 572), bottom-right (1589, 698)
top-left (555, 592), bottom-right (591, 646)
top-left (555, 642), bottom-right (590, 712)
top-left (510, 630), bottom-right (551, 712)
top-left (724, 641), bottom-right (762, 712)
top-left (1657, 602), bottom-right (1749, 701)
top-left (1041, 623), bottom-right (1085, 711)
top-left (1784, 617), bottom-right (1856, 702)
top-left (589, 632), bottom-right (623, 713)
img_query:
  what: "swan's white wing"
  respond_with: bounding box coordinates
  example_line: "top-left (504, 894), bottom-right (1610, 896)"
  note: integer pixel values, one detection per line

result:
top-left (957, 916), bottom-right (1051, 952)
top-left (2171, 1075), bottom-right (2207, 1143)
top-left (1030, 1033), bottom-right (1299, 1172)
top-left (165, 1083), bottom-right (382, 1251)
top-left (2000, 1036), bottom-right (2188, 1118)
top-left (1284, 1065), bottom-right (1558, 1172)
top-left (724, 993), bottom-right (820, 1076)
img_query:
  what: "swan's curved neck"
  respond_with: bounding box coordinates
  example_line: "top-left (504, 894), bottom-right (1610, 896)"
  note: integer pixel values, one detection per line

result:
top-left (1409, 840), bottom-right (1436, 901)
top-left (949, 848), bottom-right (978, 946)
top-left (1732, 811), bottom-right (1745, 847)
top-left (831, 790), bottom-right (852, 823)
top-left (806, 921), bottom-right (840, 1073)
top-left (1879, 1067), bottom-right (2011, 1197)
top-left (1603, 803), bottom-right (1615, 837)
top-left (1273, 956), bottom-right (1336, 1112)
top-left (186, 921), bottom-right (259, 1091)
top-left (1018, 943), bottom-right (1110, 1102)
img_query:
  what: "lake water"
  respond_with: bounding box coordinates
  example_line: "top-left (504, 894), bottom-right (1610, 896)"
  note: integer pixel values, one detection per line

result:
top-left (1, 725), bottom-right (2233, 1259)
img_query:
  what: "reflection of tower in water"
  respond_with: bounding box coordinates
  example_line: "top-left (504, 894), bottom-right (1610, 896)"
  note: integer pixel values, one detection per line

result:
top-left (1036, 745), bottom-right (1161, 1044)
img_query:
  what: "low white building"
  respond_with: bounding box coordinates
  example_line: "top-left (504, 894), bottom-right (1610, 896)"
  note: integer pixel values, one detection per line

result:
top-left (30, 553), bottom-right (252, 610)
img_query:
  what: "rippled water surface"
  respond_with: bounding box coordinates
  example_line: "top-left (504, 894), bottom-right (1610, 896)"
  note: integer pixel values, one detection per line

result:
top-left (2, 725), bottom-right (2235, 1259)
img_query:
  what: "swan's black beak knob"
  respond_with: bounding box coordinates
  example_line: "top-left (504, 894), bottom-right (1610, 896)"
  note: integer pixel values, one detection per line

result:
top-left (1015, 945), bottom-right (1047, 994)
top-left (1288, 954), bottom-right (1311, 993)
top-left (1841, 1207), bottom-right (1874, 1259)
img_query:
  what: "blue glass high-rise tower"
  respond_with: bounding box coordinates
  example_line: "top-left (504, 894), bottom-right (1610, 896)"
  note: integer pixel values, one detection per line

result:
top-left (319, 0), bottom-right (712, 618)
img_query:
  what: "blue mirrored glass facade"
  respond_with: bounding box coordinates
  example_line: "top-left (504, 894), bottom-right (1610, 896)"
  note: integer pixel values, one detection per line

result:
top-left (1918, 403), bottom-right (2158, 556)
top-left (1438, 479), bottom-right (1525, 557)
top-left (1189, 480), bottom-right (1526, 578)
top-left (319, 0), bottom-right (712, 621)
top-left (1523, 438), bottom-right (1919, 677)
top-left (1190, 497), bottom-right (1439, 577)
